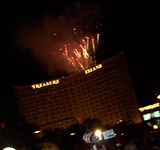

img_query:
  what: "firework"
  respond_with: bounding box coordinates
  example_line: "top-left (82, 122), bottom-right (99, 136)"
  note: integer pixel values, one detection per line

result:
top-left (73, 49), bottom-right (81, 59)
top-left (80, 45), bottom-right (89, 58)
top-left (86, 37), bottom-right (89, 52)
top-left (91, 39), bottom-right (95, 53)
top-left (64, 45), bottom-right (68, 57)
top-left (55, 34), bottom-right (100, 74)
top-left (97, 34), bottom-right (100, 46)
top-left (76, 58), bottom-right (85, 70)
top-left (82, 39), bottom-right (86, 46)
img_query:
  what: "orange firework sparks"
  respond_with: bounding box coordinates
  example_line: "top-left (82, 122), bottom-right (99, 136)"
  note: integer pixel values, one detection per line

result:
top-left (86, 37), bottom-right (89, 51)
top-left (68, 58), bottom-right (76, 68)
top-left (92, 39), bottom-right (95, 53)
top-left (56, 34), bottom-right (100, 74)
top-left (82, 39), bottom-right (86, 46)
top-left (80, 45), bottom-right (89, 58)
top-left (64, 45), bottom-right (68, 57)
top-left (76, 58), bottom-right (84, 70)
top-left (73, 49), bottom-right (81, 59)
top-left (97, 34), bottom-right (100, 45)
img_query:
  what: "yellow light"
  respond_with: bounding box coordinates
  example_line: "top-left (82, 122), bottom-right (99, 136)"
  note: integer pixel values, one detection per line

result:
top-left (153, 125), bottom-right (158, 130)
top-left (121, 133), bottom-right (124, 135)
top-left (157, 95), bottom-right (160, 99)
top-left (3, 147), bottom-right (15, 150)
top-left (85, 64), bottom-right (102, 74)
top-left (70, 132), bottom-right (76, 136)
top-left (139, 103), bottom-right (160, 112)
top-left (31, 79), bottom-right (60, 89)
top-left (95, 130), bottom-right (102, 137)
top-left (33, 130), bottom-right (41, 134)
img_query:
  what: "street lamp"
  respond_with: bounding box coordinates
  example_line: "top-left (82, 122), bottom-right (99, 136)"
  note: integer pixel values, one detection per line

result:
top-left (95, 130), bottom-right (102, 137)
top-left (33, 130), bottom-right (41, 134)
top-left (3, 147), bottom-right (15, 150)
top-left (153, 125), bottom-right (158, 130)
top-left (70, 132), bottom-right (76, 136)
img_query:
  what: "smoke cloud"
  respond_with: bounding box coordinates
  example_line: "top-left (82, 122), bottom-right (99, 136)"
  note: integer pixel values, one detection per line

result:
top-left (13, 1), bottom-right (101, 76)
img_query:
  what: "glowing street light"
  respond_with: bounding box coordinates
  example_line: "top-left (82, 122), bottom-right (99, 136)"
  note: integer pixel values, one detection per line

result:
top-left (70, 132), bottom-right (76, 136)
top-left (153, 125), bottom-right (158, 130)
top-left (33, 130), bottom-right (41, 134)
top-left (3, 147), bottom-right (15, 150)
top-left (121, 133), bottom-right (124, 136)
top-left (95, 130), bottom-right (102, 137)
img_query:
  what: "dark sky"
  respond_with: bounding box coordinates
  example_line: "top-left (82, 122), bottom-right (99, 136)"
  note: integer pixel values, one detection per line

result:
top-left (0, 1), bottom-right (160, 121)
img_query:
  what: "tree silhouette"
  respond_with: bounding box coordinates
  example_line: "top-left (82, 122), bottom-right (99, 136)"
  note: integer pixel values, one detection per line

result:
top-left (41, 123), bottom-right (88, 150)
top-left (83, 118), bottom-right (106, 133)
top-left (42, 127), bottom-right (63, 149)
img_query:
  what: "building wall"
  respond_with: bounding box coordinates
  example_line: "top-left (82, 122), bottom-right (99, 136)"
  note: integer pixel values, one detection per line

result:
top-left (14, 52), bottom-right (142, 131)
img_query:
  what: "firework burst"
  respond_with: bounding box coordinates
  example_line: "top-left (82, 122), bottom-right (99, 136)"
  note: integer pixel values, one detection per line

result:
top-left (56, 34), bottom-right (100, 74)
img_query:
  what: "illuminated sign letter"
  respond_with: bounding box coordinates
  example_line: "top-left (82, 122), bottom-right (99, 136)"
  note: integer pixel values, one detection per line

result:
top-left (46, 82), bottom-right (49, 86)
top-left (32, 85), bottom-right (36, 89)
top-left (36, 84), bottom-right (40, 88)
top-left (56, 79), bottom-right (60, 84)
top-left (39, 83), bottom-right (42, 88)
top-left (93, 67), bottom-right (96, 71)
top-left (99, 64), bottom-right (102, 68)
top-left (85, 70), bottom-right (89, 74)
top-left (43, 83), bottom-right (46, 86)
top-left (96, 65), bottom-right (99, 69)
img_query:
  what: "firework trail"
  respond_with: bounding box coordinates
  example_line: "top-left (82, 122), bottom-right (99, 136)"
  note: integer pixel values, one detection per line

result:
top-left (80, 45), bottom-right (89, 58)
top-left (64, 45), bottom-right (68, 57)
top-left (82, 39), bottom-right (86, 46)
top-left (56, 34), bottom-right (100, 74)
top-left (86, 37), bottom-right (89, 52)
top-left (91, 38), bottom-right (97, 64)
top-left (76, 59), bottom-right (85, 70)
top-left (91, 39), bottom-right (95, 53)
top-left (97, 34), bottom-right (100, 46)
top-left (73, 49), bottom-right (81, 59)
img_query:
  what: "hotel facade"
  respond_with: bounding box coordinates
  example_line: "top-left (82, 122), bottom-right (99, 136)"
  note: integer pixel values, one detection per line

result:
top-left (14, 52), bottom-right (142, 131)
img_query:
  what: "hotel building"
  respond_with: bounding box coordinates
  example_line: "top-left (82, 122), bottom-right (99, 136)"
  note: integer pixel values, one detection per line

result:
top-left (14, 52), bottom-right (142, 131)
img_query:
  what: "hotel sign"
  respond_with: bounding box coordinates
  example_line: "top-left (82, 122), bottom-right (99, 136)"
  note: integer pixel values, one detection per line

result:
top-left (31, 79), bottom-right (60, 89)
top-left (139, 103), bottom-right (160, 112)
top-left (85, 64), bottom-right (102, 74)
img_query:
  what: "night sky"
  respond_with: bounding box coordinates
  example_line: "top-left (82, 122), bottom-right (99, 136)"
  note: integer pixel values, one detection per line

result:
top-left (0, 1), bottom-right (160, 122)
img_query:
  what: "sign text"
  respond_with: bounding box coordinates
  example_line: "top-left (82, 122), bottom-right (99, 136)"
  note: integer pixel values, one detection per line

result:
top-left (31, 79), bottom-right (60, 89)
